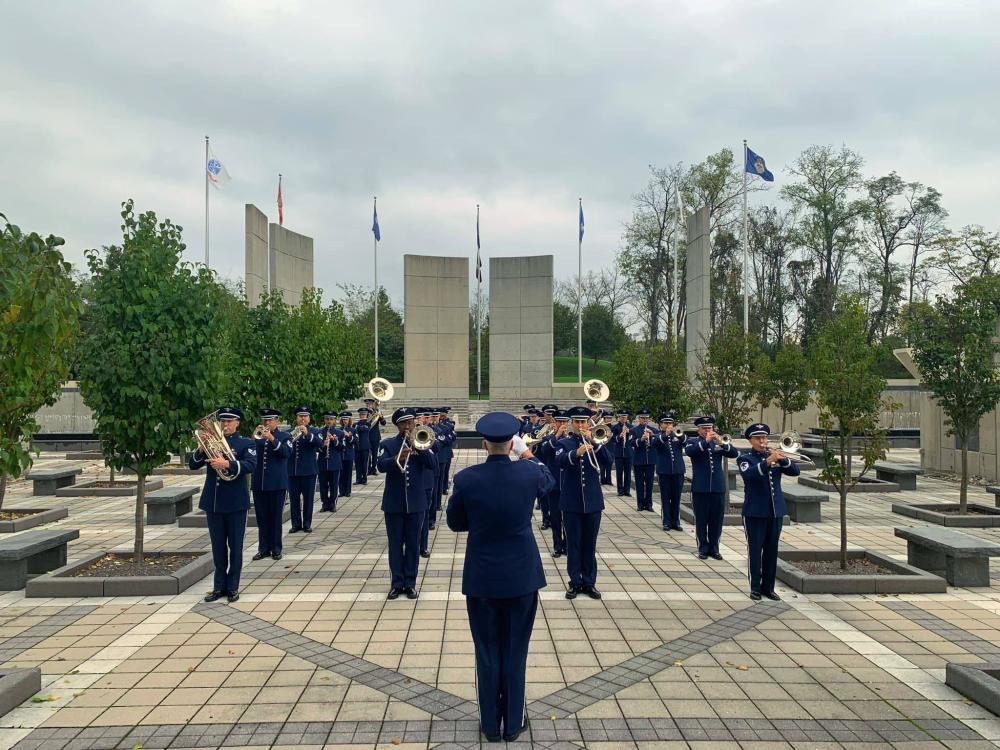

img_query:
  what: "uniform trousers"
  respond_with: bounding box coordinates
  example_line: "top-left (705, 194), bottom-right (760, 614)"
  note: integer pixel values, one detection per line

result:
top-left (538, 492), bottom-right (551, 526)
top-left (288, 475), bottom-right (316, 530)
top-left (318, 470), bottom-right (340, 511)
top-left (355, 450), bottom-right (370, 484)
top-left (252, 489), bottom-right (285, 556)
top-left (633, 464), bottom-right (655, 510)
top-left (615, 457), bottom-right (632, 495)
top-left (339, 459), bottom-right (353, 497)
top-left (420, 488), bottom-right (434, 553)
top-left (743, 516), bottom-right (783, 594)
top-left (563, 510), bottom-right (602, 588)
top-left (600, 458), bottom-right (613, 485)
top-left (548, 491), bottom-right (566, 553)
top-left (205, 510), bottom-right (247, 593)
top-left (442, 459), bottom-right (452, 492)
top-left (385, 511), bottom-right (424, 589)
top-left (368, 450), bottom-right (378, 475)
top-left (657, 473), bottom-right (684, 528)
top-left (692, 491), bottom-right (725, 556)
top-left (467, 592), bottom-right (538, 740)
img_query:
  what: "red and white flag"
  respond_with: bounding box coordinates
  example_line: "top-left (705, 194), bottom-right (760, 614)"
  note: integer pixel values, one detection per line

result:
top-left (277, 174), bottom-right (284, 226)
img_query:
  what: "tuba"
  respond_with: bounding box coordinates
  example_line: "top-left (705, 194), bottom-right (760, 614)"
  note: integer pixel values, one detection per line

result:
top-left (194, 411), bottom-right (237, 481)
top-left (364, 377), bottom-right (394, 423)
top-left (583, 379), bottom-right (610, 423)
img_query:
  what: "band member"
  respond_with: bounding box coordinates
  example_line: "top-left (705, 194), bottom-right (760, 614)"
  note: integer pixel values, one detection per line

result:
top-left (535, 405), bottom-right (558, 530)
top-left (190, 406), bottom-right (257, 603)
top-left (418, 408), bottom-right (440, 557)
top-left (354, 407), bottom-right (372, 485)
top-left (338, 411), bottom-right (355, 498)
top-left (611, 411), bottom-right (633, 497)
top-left (377, 407), bottom-right (434, 599)
top-left (538, 409), bottom-right (569, 557)
top-left (518, 404), bottom-right (536, 436)
top-left (556, 406), bottom-right (612, 600)
top-left (600, 414), bottom-right (615, 486)
top-left (685, 416), bottom-right (739, 560)
top-left (318, 411), bottom-right (344, 512)
top-left (364, 397), bottom-right (386, 475)
top-left (629, 410), bottom-right (657, 512)
top-left (738, 423), bottom-right (798, 601)
top-left (436, 407), bottom-right (455, 498)
top-left (653, 413), bottom-right (686, 532)
top-left (250, 408), bottom-right (291, 562)
top-left (447, 412), bottom-right (554, 743)
top-left (441, 406), bottom-right (456, 493)
top-left (287, 405), bottom-right (322, 533)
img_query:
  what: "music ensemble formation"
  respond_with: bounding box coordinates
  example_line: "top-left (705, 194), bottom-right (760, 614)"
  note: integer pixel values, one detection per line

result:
top-left (189, 377), bottom-right (808, 742)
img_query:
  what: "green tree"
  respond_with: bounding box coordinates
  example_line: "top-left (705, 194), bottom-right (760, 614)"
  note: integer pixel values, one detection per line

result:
top-left (692, 324), bottom-right (758, 435)
top-left (78, 200), bottom-right (223, 563)
top-left (812, 301), bottom-right (888, 569)
top-left (907, 278), bottom-right (1000, 512)
top-left (606, 341), bottom-right (690, 419)
top-left (581, 303), bottom-right (627, 363)
top-left (339, 285), bottom-right (403, 383)
top-left (748, 353), bottom-right (777, 422)
top-left (770, 340), bottom-right (812, 431)
top-left (0, 216), bottom-right (80, 509)
top-left (553, 301), bottom-right (576, 354)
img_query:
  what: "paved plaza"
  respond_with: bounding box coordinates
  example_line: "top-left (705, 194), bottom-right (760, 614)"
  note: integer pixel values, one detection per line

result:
top-left (1, 449), bottom-right (1000, 749)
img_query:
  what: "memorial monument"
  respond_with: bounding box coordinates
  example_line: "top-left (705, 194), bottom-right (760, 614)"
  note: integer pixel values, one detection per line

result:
top-left (685, 206), bottom-right (711, 385)
top-left (243, 203), bottom-right (314, 307)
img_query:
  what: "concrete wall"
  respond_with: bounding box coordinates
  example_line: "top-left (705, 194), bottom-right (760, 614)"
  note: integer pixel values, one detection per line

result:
top-left (489, 256), bottom-right (554, 400)
top-left (268, 224), bottom-right (314, 307)
top-left (403, 255), bottom-right (469, 399)
top-left (34, 383), bottom-right (95, 433)
top-left (758, 383), bottom-right (922, 434)
top-left (920, 396), bottom-right (999, 482)
top-left (244, 204), bottom-right (269, 307)
top-left (685, 207), bottom-right (711, 385)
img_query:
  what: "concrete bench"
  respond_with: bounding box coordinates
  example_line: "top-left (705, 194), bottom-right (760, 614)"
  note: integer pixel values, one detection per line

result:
top-left (0, 529), bottom-right (80, 590)
top-left (799, 447), bottom-right (825, 469)
top-left (875, 461), bottom-right (922, 490)
top-left (987, 486), bottom-right (999, 507)
top-left (894, 526), bottom-right (1000, 587)
top-left (22, 466), bottom-right (82, 496)
top-left (784, 485), bottom-right (829, 523)
top-left (144, 486), bottom-right (198, 525)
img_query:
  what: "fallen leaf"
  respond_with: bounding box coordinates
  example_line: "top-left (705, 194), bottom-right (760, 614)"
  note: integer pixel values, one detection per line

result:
top-left (133, 744), bottom-right (144, 750)
top-left (673, 661), bottom-right (684, 667)
top-left (391, 739), bottom-right (401, 746)
top-left (736, 665), bottom-right (750, 672)
top-left (31, 696), bottom-right (59, 703)
top-left (550, 715), bottom-right (557, 721)
top-left (186, 667), bottom-right (195, 673)
top-left (227, 650), bottom-right (235, 655)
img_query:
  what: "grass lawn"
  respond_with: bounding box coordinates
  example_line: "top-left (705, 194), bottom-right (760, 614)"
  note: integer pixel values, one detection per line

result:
top-left (553, 356), bottom-right (612, 383)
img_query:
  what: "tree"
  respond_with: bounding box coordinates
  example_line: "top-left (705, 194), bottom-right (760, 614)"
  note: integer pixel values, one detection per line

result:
top-left (78, 200), bottom-right (223, 563)
top-left (747, 206), bottom-right (797, 347)
top-left (904, 185), bottom-right (948, 306)
top-left (606, 341), bottom-right (691, 419)
top-left (692, 324), bottom-right (758, 435)
top-left (338, 284), bottom-right (403, 383)
top-left (907, 278), bottom-right (1000, 512)
top-left (581, 304), bottom-right (627, 363)
top-left (748, 353), bottom-right (777, 422)
top-left (469, 298), bottom-right (489, 394)
top-left (770, 340), bottom-right (812, 431)
top-left (935, 225), bottom-right (1000, 284)
top-left (553, 301), bottom-right (576, 354)
top-left (0, 215), bottom-right (80, 509)
top-left (812, 301), bottom-right (888, 569)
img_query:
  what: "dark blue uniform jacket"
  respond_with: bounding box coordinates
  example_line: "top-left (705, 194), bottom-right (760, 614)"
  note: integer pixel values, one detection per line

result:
top-left (653, 433), bottom-right (687, 476)
top-left (251, 430), bottom-right (292, 492)
top-left (288, 427), bottom-right (322, 477)
top-left (319, 427), bottom-right (345, 471)
top-left (376, 433), bottom-right (435, 514)
top-left (737, 450), bottom-right (800, 518)
top-left (190, 434), bottom-right (257, 513)
top-left (555, 434), bottom-right (611, 513)
top-left (685, 437), bottom-right (739, 493)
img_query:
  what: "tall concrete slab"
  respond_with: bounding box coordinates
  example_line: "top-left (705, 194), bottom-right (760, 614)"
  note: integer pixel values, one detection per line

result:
top-left (403, 255), bottom-right (470, 399)
top-left (489, 256), bottom-right (553, 399)
top-left (685, 206), bottom-right (711, 385)
top-left (244, 204), bottom-right (269, 307)
top-left (268, 224), bottom-right (314, 307)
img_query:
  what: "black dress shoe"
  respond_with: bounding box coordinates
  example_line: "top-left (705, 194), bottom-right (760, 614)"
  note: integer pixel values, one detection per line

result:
top-left (227, 591), bottom-right (240, 603)
top-left (404, 587), bottom-right (419, 600)
top-left (540, 522), bottom-right (550, 530)
top-left (565, 586), bottom-right (578, 600)
top-left (289, 527), bottom-right (302, 534)
top-left (673, 525), bottom-right (685, 532)
top-left (428, 524), bottom-right (435, 530)
top-left (552, 550), bottom-right (563, 558)
top-left (583, 585), bottom-right (602, 600)
top-left (750, 591), bottom-right (762, 601)
top-left (710, 552), bottom-right (723, 560)
top-left (252, 552), bottom-right (269, 561)
top-left (271, 553), bottom-right (282, 561)
top-left (204, 590), bottom-right (225, 603)
top-left (623, 492), bottom-right (632, 497)
top-left (662, 526), bottom-right (670, 531)
top-left (387, 587), bottom-right (402, 600)
top-left (420, 550), bottom-right (430, 558)
top-left (503, 721), bottom-right (528, 742)
top-left (303, 527), bottom-right (312, 533)
top-left (764, 591), bottom-right (781, 601)
top-left (483, 729), bottom-right (502, 742)
top-left (697, 553), bottom-right (708, 560)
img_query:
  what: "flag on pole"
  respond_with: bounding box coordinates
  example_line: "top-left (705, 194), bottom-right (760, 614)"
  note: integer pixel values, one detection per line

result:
top-left (475, 206), bottom-right (482, 282)
top-left (372, 199), bottom-right (381, 241)
top-left (579, 201), bottom-right (585, 242)
top-left (206, 148), bottom-right (231, 188)
top-left (744, 147), bottom-right (775, 182)
top-left (277, 175), bottom-right (284, 225)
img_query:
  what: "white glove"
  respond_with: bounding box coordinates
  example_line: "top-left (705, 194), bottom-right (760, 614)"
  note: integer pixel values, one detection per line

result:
top-left (511, 434), bottom-right (529, 459)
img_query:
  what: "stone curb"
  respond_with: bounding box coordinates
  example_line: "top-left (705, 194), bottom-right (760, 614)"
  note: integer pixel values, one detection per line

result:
top-left (0, 507), bottom-right (69, 534)
top-left (776, 548), bottom-right (946, 594)
top-left (54, 479), bottom-right (164, 497)
top-left (26, 550), bottom-right (213, 598)
top-left (0, 668), bottom-right (41, 718)
top-left (892, 501), bottom-right (1000, 527)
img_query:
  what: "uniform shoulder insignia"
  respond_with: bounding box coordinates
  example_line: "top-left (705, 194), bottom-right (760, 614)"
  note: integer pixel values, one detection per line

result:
top-left (285, 440), bottom-right (292, 448)
top-left (378, 447), bottom-right (386, 457)
top-left (739, 461), bottom-right (749, 472)
top-left (248, 448), bottom-right (257, 456)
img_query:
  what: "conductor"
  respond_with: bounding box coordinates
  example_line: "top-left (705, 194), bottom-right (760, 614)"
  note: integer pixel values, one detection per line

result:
top-left (447, 412), bottom-right (554, 743)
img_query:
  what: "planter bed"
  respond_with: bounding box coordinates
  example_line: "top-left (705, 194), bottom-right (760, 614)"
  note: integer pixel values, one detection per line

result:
top-left (946, 663), bottom-right (1000, 715)
top-left (0, 508), bottom-right (68, 533)
top-left (892, 502), bottom-right (1000, 528)
top-left (64, 451), bottom-right (104, 460)
top-left (26, 550), bottom-right (213, 597)
top-left (776, 548), bottom-right (946, 594)
top-left (178, 505), bottom-right (291, 528)
top-left (55, 478), bottom-right (164, 497)
top-left (798, 475), bottom-right (900, 493)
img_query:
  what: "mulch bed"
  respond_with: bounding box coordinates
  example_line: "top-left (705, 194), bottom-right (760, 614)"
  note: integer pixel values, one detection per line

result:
top-left (792, 558), bottom-right (900, 576)
top-left (90, 481), bottom-right (139, 488)
top-left (69, 553), bottom-right (202, 577)
top-left (934, 506), bottom-right (998, 515)
top-left (0, 510), bottom-right (40, 521)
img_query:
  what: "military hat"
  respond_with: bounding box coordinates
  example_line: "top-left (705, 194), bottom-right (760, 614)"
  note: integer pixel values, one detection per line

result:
top-left (339, 410), bottom-right (352, 418)
top-left (744, 423), bottom-right (770, 439)
top-left (541, 404), bottom-right (558, 414)
top-left (441, 406), bottom-right (452, 413)
top-left (636, 409), bottom-right (651, 418)
top-left (657, 413), bottom-right (673, 424)
top-left (218, 406), bottom-right (244, 421)
top-left (693, 415), bottom-right (716, 427)
top-left (553, 409), bottom-right (570, 422)
top-left (322, 411), bottom-right (338, 419)
top-left (391, 407), bottom-right (415, 425)
top-left (294, 405), bottom-right (311, 417)
top-left (475, 412), bottom-right (521, 442)
top-left (615, 410), bottom-right (631, 417)
top-left (523, 403), bottom-right (536, 411)
top-left (586, 399), bottom-right (598, 406)
top-left (431, 409), bottom-right (442, 416)
top-left (260, 408), bottom-right (281, 420)
top-left (363, 397), bottom-right (377, 403)
top-left (567, 406), bottom-right (592, 420)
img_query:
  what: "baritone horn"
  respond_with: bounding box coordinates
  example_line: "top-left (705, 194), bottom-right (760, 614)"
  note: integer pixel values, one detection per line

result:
top-left (194, 411), bottom-right (237, 481)
top-left (583, 379), bottom-right (610, 403)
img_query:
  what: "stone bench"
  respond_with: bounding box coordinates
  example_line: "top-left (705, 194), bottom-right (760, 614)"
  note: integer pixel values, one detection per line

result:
top-left (875, 461), bottom-right (922, 490)
top-left (22, 466), bottom-right (82, 496)
top-left (988, 486), bottom-right (999, 507)
top-left (799, 447), bottom-right (825, 469)
top-left (0, 529), bottom-right (80, 590)
top-left (144, 486), bottom-right (198, 525)
top-left (784, 485), bottom-right (829, 523)
top-left (894, 526), bottom-right (1000, 587)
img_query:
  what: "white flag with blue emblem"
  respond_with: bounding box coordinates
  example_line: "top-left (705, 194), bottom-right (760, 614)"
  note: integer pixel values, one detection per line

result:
top-left (206, 148), bottom-right (231, 189)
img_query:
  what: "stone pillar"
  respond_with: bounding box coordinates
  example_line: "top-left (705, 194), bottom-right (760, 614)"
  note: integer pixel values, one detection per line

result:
top-left (268, 224), bottom-right (314, 307)
top-left (403, 255), bottom-right (469, 399)
top-left (244, 204), bottom-right (269, 307)
top-left (685, 206), bottom-right (711, 385)
top-left (489, 256), bottom-right (554, 400)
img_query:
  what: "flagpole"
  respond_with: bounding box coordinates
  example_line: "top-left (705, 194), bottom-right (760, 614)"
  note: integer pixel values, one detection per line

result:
top-left (742, 139), bottom-right (749, 334)
top-left (476, 204), bottom-right (482, 397)
top-left (673, 187), bottom-right (683, 350)
top-left (204, 135), bottom-right (210, 266)
top-left (577, 198), bottom-right (583, 383)
top-left (373, 196), bottom-right (379, 377)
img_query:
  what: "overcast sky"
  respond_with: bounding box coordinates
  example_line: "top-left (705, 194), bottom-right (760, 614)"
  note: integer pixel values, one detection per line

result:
top-left (3, 0), bottom-right (998, 307)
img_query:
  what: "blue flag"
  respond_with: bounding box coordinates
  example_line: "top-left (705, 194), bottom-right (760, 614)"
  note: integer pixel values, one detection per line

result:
top-left (579, 201), bottom-right (585, 243)
top-left (745, 147), bottom-right (774, 182)
top-left (372, 200), bottom-right (381, 241)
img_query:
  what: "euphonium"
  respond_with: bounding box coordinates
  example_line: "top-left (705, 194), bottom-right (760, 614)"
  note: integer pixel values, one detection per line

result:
top-left (194, 411), bottom-right (237, 482)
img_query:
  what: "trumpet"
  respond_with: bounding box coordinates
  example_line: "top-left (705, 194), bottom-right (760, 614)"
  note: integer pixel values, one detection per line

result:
top-left (523, 423), bottom-right (553, 447)
top-left (291, 425), bottom-right (308, 442)
top-left (252, 424), bottom-right (271, 441)
top-left (672, 425), bottom-right (685, 439)
top-left (194, 411), bottom-right (237, 482)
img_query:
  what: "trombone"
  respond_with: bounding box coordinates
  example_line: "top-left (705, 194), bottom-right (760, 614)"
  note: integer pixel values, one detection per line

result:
top-left (396, 425), bottom-right (435, 471)
top-left (581, 423), bottom-right (610, 470)
top-left (772, 431), bottom-right (815, 464)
